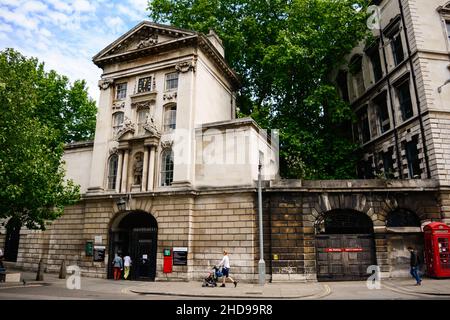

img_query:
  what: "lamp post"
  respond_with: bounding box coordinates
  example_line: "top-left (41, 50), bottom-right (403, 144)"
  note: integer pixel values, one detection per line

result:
top-left (258, 163), bottom-right (266, 286)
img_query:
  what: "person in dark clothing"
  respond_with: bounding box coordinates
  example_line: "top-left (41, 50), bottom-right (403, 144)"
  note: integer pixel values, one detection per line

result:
top-left (407, 246), bottom-right (422, 285)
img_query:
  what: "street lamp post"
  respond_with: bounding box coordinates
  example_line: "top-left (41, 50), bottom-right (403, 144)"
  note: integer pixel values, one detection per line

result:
top-left (258, 163), bottom-right (266, 286)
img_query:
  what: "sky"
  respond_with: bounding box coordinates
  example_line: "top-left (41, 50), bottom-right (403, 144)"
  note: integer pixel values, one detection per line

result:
top-left (0, 0), bottom-right (151, 101)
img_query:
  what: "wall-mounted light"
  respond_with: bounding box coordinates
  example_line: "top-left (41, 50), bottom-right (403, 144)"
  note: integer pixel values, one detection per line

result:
top-left (116, 198), bottom-right (127, 211)
top-left (437, 79), bottom-right (450, 93)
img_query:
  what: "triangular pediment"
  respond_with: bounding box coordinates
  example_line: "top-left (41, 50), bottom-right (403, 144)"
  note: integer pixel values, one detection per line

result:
top-left (93, 21), bottom-right (197, 65)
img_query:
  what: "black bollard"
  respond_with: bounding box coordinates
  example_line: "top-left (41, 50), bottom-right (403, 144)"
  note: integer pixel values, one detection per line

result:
top-left (59, 259), bottom-right (67, 279)
top-left (36, 258), bottom-right (44, 281)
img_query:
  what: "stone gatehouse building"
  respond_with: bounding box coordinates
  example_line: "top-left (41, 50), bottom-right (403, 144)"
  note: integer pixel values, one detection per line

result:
top-left (1, 19), bottom-right (450, 282)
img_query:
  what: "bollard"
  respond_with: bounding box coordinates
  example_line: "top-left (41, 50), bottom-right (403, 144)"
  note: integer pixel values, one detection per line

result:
top-left (59, 259), bottom-right (67, 279)
top-left (36, 258), bottom-right (44, 281)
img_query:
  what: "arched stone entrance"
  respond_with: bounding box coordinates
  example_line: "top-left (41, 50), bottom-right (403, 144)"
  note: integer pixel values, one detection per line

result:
top-left (315, 209), bottom-right (376, 281)
top-left (108, 211), bottom-right (158, 281)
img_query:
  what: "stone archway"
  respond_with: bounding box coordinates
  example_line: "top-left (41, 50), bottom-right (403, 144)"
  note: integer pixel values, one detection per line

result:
top-left (108, 210), bottom-right (158, 281)
top-left (315, 209), bottom-right (376, 281)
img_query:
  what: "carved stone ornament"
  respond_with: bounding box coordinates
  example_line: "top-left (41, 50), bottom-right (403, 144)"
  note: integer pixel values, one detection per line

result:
top-left (160, 140), bottom-right (173, 150)
top-left (143, 114), bottom-right (161, 137)
top-left (163, 92), bottom-right (177, 101)
top-left (136, 34), bottom-right (158, 49)
top-left (98, 78), bottom-right (114, 90)
top-left (109, 146), bottom-right (119, 155)
top-left (115, 116), bottom-right (135, 140)
top-left (112, 101), bottom-right (125, 111)
top-left (175, 59), bottom-right (197, 73)
top-left (131, 101), bottom-right (152, 109)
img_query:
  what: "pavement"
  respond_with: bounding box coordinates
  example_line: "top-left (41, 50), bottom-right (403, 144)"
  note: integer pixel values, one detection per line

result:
top-left (1, 267), bottom-right (450, 299)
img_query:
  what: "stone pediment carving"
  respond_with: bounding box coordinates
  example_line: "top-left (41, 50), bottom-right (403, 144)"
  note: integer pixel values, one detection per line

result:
top-left (143, 115), bottom-right (161, 137)
top-left (115, 116), bottom-right (135, 140)
top-left (112, 101), bottom-right (125, 111)
top-left (131, 100), bottom-right (153, 109)
top-left (93, 22), bottom-right (196, 64)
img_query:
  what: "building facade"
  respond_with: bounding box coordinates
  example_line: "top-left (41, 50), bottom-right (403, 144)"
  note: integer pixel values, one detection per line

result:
top-left (2, 12), bottom-right (450, 282)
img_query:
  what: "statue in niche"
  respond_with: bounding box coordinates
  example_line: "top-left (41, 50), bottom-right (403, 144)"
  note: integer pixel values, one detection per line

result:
top-left (133, 153), bottom-right (144, 185)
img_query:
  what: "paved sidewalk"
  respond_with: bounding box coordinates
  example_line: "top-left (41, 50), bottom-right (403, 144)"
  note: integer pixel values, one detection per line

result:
top-left (382, 277), bottom-right (450, 296)
top-left (127, 281), bottom-right (329, 299)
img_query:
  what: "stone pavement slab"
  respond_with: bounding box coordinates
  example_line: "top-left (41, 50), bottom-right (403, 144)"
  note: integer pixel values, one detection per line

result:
top-left (128, 281), bottom-right (329, 299)
top-left (382, 278), bottom-right (450, 296)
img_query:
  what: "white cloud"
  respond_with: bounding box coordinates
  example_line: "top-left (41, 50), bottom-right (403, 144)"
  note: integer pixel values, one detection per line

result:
top-left (1, 7), bottom-right (40, 29)
top-left (45, 0), bottom-right (72, 12)
top-left (0, 23), bottom-right (13, 33)
top-left (21, 1), bottom-right (48, 13)
top-left (72, 0), bottom-right (95, 13)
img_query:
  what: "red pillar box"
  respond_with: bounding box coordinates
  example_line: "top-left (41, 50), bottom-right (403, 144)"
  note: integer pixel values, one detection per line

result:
top-left (163, 248), bottom-right (173, 273)
top-left (424, 222), bottom-right (450, 278)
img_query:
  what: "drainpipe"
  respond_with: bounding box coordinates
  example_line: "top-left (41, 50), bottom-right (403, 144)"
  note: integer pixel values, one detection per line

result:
top-left (398, 0), bottom-right (432, 178)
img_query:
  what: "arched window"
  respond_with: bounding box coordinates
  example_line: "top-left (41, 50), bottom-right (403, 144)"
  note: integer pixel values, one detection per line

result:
top-left (386, 209), bottom-right (421, 228)
top-left (164, 104), bottom-right (177, 132)
top-left (133, 152), bottom-right (144, 186)
top-left (161, 149), bottom-right (174, 186)
top-left (107, 154), bottom-right (119, 190)
top-left (137, 108), bottom-right (149, 135)
top-left (112, 112), bottom-right (124, 135)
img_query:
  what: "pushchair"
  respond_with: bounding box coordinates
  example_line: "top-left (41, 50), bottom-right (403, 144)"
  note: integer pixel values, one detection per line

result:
top-left (202, 266), bottom-right (222, 287)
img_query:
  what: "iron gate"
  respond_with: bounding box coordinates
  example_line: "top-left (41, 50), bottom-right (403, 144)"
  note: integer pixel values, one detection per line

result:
top-left (316, 234), bottom-right (376, 281)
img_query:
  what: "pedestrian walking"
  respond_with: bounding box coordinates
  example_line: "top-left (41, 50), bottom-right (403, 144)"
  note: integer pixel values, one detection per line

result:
top-left (218, 250), bottom-right (238, 287)
top-left (112, 253), bottom-right (123, 280)
top-left (408, 246), bottom-right (422, 286)
top-left (123, 254), bottom-right (132, 280)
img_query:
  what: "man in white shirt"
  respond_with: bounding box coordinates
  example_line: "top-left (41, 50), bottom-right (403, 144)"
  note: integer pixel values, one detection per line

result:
top-left (218, 250), bottom-right (238, 287)
top-left (123, 255), bottom-right (132, 280)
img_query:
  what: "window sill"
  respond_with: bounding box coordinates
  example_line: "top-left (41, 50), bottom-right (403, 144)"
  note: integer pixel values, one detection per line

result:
top-left (130, 91), bottom-right (157, 104)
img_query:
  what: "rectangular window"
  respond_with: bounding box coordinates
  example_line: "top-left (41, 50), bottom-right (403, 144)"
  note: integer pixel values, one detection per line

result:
top-left (373, 93), bottom-right (390, 133)
top-left (357, 106), bottom-right (371, 143)
top-left (116, 83), bottom-right (127, 100)
top-left (337, 70), bottom-right (349, 103)
top-left (405, 136), bottom-right (422, 179)
top-left (391, 33), bottom-right (404, 66)
top-left (369, 49), bottom-right (383, 83)
top-left (382, 147), bottom-right (395, 179)
top-left (397, 81), bottom-right (413, 121)
top-left (112, 112), bottom-right (124, 135)
top-left (137, 109), bottom-right (149, 135)
top-left (164, 105), bottom-right (177, 132)
top-left (137, 76), bottom-right (152, 93)
top-left (165, 72), bottom-right (179, 91)
top-left (358, 157), bottom-right (374, 179)
top-left (446, 21), bottom-right (450, 42)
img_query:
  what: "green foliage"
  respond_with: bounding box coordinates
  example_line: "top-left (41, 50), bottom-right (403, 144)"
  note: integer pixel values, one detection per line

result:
top-left (0, 49), bottom-right (87, 230)
top-left (148, 0), bottom-right (370, 179)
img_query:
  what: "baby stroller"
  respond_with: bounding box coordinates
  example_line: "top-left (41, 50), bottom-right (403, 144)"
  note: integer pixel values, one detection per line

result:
top-left (202, 266), bottom-right (222, 287)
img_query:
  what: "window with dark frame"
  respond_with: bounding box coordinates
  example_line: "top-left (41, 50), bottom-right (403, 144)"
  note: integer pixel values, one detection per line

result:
top-left (161, 149), bottom-right (174, 186)
top-left (165, 72), bottom-right (179, 91)
top-left (397, 81), bottom-right (413, 121)
top-left (357, 106), bottom-right (371, 144)
top-left (368, 47), bottom-right (383, 83)
top-left (390, 32), bottom-right (404, 66)
top-left (373, 93), bottom-right (390, 133)
top-left (107, 155), bottom-right (118, 190)
top-left (116, 83), bottom-right (127, 100)
top-left (350, 55), bottom-right (365, 97)
top-left (382, 147), bottom-right (395, 179)
top-left (405, 136), bottom-right (422, 179)
top-left (137, 76), bottom-right (152, 93)
top-left (446, 21), bottom-right (450, 42)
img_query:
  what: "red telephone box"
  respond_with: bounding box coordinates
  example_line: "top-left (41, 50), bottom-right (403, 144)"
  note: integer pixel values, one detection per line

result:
top-left (424, 222), bottom-right (450, 278)
top-left (163, 248), bottom-right (173, 273)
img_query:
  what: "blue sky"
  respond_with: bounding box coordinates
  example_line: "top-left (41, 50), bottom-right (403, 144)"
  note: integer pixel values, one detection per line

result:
top-left (0, 0), bottom-right (150, 101)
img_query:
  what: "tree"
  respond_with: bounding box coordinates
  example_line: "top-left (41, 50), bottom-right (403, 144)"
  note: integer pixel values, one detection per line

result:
top-left (148, 0), bottom-right (370, 179)
top-left (0, 49), bottom-right (86, 230)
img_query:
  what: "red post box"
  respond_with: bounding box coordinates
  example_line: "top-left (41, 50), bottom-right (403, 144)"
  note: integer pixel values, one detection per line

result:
top-left (163, 248), bottom-right (173, 273)
top-left (424, 222), bottom-right (450, 278)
